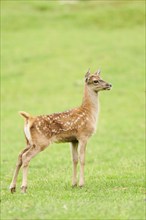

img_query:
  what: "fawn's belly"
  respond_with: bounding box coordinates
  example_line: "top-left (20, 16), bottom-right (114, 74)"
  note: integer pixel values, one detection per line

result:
top-left (55, 135), bottom-right (78, 143)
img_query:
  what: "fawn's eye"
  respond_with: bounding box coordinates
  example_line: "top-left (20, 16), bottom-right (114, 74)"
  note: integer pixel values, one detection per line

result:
top-left (93, 80), bottom-right (99, 84)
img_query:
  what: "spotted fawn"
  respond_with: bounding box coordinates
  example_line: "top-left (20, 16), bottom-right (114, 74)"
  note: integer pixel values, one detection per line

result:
top-left (10, 69), bottom-right (112, 193)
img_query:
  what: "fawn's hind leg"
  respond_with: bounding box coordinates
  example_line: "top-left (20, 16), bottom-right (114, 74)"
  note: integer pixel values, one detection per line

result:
top-left (21, 144), bottom-right (43, 193)
top-left (9, 145), bottom-right (30, 193)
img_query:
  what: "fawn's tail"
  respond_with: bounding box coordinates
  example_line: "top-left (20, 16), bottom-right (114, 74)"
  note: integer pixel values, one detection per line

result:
top-left (19, 111), bottom-right (31, 120)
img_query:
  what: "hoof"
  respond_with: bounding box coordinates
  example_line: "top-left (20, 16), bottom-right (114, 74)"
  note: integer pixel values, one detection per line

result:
top-left (79, 183), bottom-right (84, 188)
top-left (21, 186), bottom-right (27, 193)
top-left (10, 186), bottom-right (16, 194)
top-left (79, 179), bottom-right (84, 188)
top-left (72, 183), bottom-right (77, 188)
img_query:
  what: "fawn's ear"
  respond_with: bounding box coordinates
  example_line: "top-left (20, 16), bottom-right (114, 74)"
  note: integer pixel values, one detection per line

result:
top-left (95, 69), bottom-right (101, 75)
top-left (85, 68), bottom-right (90, 82)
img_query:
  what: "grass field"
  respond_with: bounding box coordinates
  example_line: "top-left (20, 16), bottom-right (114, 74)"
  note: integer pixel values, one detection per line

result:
top-left (1, 1), bottom-right (145, 220)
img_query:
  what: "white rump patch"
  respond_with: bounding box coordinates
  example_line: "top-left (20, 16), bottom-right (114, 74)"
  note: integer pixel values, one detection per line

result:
top-left (24, 123), bottom-right (32, 144)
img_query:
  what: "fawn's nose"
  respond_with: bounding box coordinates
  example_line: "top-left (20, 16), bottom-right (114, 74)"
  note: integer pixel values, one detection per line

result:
top-left (106, 83), bottom-right (112, 87)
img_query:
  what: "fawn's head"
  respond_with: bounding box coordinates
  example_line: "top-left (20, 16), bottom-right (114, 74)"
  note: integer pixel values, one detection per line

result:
top-left (85, 69), bottom-right (112, 93)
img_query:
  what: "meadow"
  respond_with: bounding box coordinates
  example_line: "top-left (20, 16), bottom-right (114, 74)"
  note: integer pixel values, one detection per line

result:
top-left (1, 1), bottom-right (145, 219)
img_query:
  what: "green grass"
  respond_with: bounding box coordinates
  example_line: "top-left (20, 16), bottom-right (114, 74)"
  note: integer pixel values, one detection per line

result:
top-left (1, 1), bottom-right (145, 219)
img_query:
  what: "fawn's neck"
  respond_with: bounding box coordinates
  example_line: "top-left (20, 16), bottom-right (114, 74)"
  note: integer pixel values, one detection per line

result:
top-left (81, 84), bottom-right (99, 121)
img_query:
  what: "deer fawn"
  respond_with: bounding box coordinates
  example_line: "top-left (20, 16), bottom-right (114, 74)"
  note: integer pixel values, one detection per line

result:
top-left (9, 69), bottom-right (112, 193)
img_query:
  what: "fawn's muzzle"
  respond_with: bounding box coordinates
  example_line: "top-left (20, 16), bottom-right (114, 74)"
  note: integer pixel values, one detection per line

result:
top-left (104, 83), bottom-right (112, 90)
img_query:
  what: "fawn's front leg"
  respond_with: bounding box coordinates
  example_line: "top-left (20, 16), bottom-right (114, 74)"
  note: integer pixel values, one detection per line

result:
top-left (71, 142), bottom-right (78, 187)
top-left (78, 140), bottom-right (87, 187)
